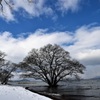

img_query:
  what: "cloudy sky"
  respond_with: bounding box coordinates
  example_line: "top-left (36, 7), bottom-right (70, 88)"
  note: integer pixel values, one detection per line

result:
top-left (0, 0), bottom-right (100, 79)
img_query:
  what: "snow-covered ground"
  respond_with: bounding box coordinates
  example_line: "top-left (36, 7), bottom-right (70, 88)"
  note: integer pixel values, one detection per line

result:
top-left (0, 85), bottom-right (52, 100)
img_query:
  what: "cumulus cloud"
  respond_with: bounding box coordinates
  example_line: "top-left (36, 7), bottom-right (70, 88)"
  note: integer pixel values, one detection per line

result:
top-left (0, 29), bottom-right (73, 63)
top-left (0, 0), bottom-right (81, 21)
top-left (0, 0), bottom-right (15, 21)
top-left (0, 25), bottom-right (100, 78)
top-left (66, 26), bottom-right (100, 66)
top-left (0, 0), bottom-right (53, 21)
top-left (0, 25), bottom-right (100, 65)
top-left (13, 0), bottom-right (53, 17)
top-left (57, 0), bottom-right (81, 13)
top-left (76, 50), bottom-right (100, 66)
top-left (64, 25), bottom-right (100, 78)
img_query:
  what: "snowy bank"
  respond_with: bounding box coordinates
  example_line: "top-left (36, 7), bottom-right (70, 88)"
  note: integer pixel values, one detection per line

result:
top-left (0, 85), bottom-right (52, 100)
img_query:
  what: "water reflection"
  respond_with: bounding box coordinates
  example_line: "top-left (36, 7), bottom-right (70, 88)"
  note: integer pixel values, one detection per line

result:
top-left (9, 79), bottom-right (100, 100)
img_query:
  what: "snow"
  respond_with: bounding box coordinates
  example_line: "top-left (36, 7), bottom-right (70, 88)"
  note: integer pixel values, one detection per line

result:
top-left (0, 85), bottom-right (52, 100)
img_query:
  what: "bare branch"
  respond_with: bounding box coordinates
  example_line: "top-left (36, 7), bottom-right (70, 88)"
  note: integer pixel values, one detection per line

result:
top-left (20, 44), bottom-right (85, 87)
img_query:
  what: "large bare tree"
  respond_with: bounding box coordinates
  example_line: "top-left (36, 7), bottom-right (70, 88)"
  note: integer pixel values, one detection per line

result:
top-left (20, 44), bottom-right (85, 87)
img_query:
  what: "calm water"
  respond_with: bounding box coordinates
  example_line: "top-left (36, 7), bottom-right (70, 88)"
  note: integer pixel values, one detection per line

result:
top-left (8, 79), bottom-right (100, 100)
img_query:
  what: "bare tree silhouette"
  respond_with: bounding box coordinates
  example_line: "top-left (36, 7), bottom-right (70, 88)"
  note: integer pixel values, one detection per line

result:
top-left (0, 0), bottom-right (32, 12)
top-left (0, 51), bottom-right (17, 84)
top-left (20, 44), bottom-right (85, 87)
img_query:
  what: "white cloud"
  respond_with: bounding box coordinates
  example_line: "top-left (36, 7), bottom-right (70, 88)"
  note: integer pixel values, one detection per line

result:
top-left (0, 0), bottom-right (53, 21)
top-left (64, 25), bottom-right (100, 78)
top-left (0, 29), bottom-right (72, 63)
top-left (0, 25), bottom-right (100, 65)
top-left (0, 0), bottom-right (81, 21)
top-left (66, 26), bottom-right (100, 66)
top-left (0, 0), bottom-right (15, 21)
top-left (0, 25), bottom-right (100, 78)
top-left (13, 0), bottom-right (53, 17)
top-left (76, 49), bottom-right (100, 66)
top-left (57, 0), bottom-right (81, 13)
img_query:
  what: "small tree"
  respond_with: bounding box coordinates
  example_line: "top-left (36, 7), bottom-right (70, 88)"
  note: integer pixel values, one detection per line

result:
top-left (21, 44), bottom-right (85, 87)
top-left (0, 50), bottom-right (16, 84)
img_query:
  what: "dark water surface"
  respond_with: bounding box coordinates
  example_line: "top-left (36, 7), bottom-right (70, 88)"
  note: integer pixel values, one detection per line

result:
top-left (9, 79), bottom-right (100, 100)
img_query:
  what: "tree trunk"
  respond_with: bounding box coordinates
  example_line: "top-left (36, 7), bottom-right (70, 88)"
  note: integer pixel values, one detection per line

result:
top-left (48, 81), bottom-right (58, 87)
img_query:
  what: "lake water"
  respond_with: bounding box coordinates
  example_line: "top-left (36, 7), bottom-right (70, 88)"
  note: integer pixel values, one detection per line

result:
top-left (8, 79), bottom-right (100, 100)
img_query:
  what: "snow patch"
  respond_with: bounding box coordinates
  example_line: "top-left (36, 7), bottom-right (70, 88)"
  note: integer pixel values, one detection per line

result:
top-left (0, 85), bottom-right (52, 100)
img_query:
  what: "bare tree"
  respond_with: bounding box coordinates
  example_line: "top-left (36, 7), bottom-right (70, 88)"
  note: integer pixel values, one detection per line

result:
top-left (0, 0), bottom-right (13, 12)
top-left (0, 50), bottom-right (16, 84)
top-left (0, 50), bottom-right (6, 67)
top-left (20, 44), bottom-right (85, 87)
top-left (0, 0), bottom-right (32, 12)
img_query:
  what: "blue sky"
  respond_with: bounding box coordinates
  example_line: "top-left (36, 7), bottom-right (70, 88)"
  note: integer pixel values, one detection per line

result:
top-left (0, 0), bottom-right (100, 35)
top-left (0, 0), bottom-right (100, 78)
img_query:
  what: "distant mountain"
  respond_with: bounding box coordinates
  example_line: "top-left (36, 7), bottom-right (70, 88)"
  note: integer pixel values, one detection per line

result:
top-left (91, 76), bottom-right (100, 80)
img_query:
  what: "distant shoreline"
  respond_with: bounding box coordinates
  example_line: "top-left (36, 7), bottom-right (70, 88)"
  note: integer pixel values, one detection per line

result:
top-left (8, 79), bottom-right (100, 100)
top-left (26, 87), bottom-right (100, 100)
top-left (25, 87), bottom-right (61, 100)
